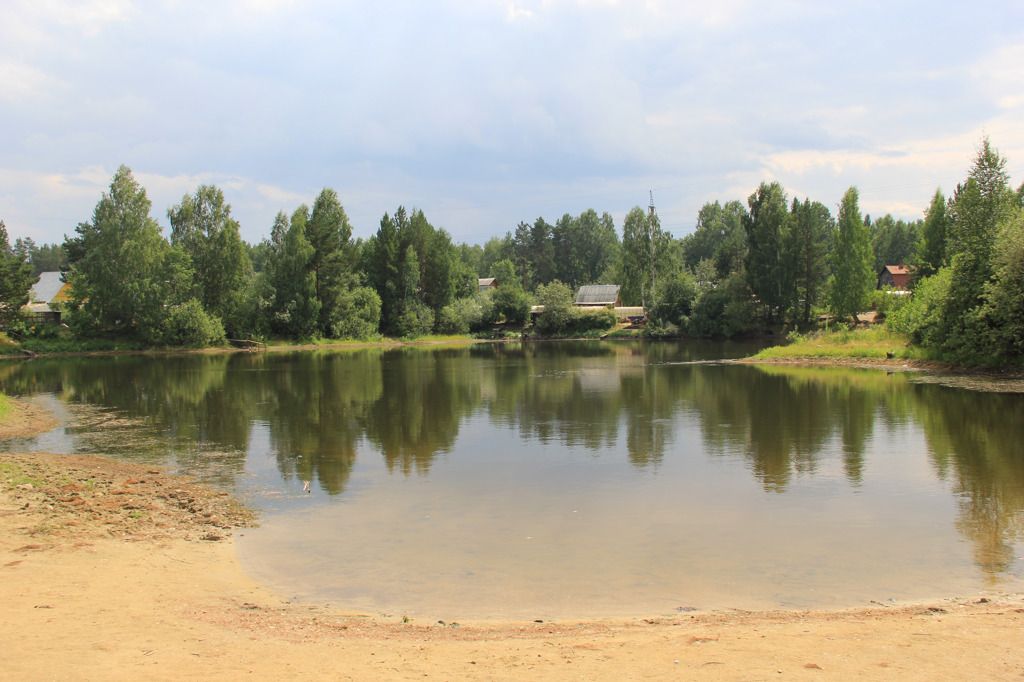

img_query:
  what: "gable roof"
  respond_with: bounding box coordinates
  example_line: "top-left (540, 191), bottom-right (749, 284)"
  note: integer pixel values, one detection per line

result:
top-left (29, 271), bottom-right (63, 303)
top-left (575, 284), bottom-right (621, 306)
top-left (881, 265), bottom-right (911, 277)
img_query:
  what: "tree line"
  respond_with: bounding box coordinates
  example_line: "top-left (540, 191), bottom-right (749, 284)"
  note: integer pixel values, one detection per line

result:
top-left (1, 138), bottom-right (1021, 363)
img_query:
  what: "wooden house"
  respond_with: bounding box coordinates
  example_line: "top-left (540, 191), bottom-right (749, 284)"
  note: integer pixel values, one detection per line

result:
top-left (877, 265), bottom-right (912, 291)
top-left (23, 271), bottom-right (72, 324)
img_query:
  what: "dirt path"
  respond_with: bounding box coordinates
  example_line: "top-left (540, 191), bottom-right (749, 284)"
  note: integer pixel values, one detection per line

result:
top-left (3, 399), bottom-right (1024, 680)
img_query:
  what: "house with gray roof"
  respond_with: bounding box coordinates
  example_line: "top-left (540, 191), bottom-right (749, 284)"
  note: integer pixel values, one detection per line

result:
top-left (574, 285), bottom-right (621, 307)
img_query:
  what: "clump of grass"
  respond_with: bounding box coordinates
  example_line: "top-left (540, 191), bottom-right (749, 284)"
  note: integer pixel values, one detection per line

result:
top-left (754, 327), bottom-right (925, 361)
top-left (0, 392), bottom-right (11, 421)
top-left (0, 460), bottom-right (45, 489)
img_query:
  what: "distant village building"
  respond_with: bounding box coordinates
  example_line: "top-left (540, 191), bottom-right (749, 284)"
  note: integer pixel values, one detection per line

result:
top-left (574, 285), bottom-right (622, 308)
top-left (22, 271), bottom-right (72, 324)
top-left (877, 264), bottom-right (912, 291)
top-left (478, 277), bottom-right (497, 293)
top-left (574, 284), bottom-right (644, 322)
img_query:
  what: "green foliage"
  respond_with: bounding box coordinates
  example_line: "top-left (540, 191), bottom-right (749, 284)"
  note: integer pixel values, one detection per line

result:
top-left (688, 273), bottom-right (760, 338)
top-left (885, 266), bottom-right (952, 343)
top-left (743, 182), bottom-right (789, 321)
top-left (869, 214), bottom-right (920, 271)
top-left (64, 166), bottom-right (191, 344)
top-left (489, 259), bottom-right (519, 289)
top-left (162, 299), bottom-right (227, 347)
top-left (306, 187), bottom-right (356, 336)
top-left (364, 207), bottom-right (464, 336)
top-left (436, 292), bottom-right (495, 335)
top-left (394, 300), bottom-right (434, 338)
top-left (266, 208), bottom-right (320, 339)
top-left (329, 286), bottom-right (382, 340)
top-left (980, 209), bottom-right (1024, 361)
top-left (488, 285), bottom-right (530, 325)
top-left (682, 200), bottom-right (746, 273)
top-left (913, 188), bottom-right (948, 280)
top-left (621, 205), bottom-right (670, 308)
top-left (754, 327), bottom-right (913, 360)
top-left (649, 270), bottom-right (698, 329)
top-left (870, 288), bottom-right (912, 321)
top-left (168, 184), bottom-right (252, 333)
top-left (532, 281), bottom-right (576, 336)
top-left (896, 138), bottom-right (1018, 363)
top-left (785, 198), bottom-right (833, 323)
top-left (532, 281), bottom-right (616, 337)
top-left (549, 210), bottom-right (620, 289)
top-left (0, 220), bottom-right (37, 327)
top-left (828, 187), bottom-right (875, 323)
top-left (12, 237), bottom-right (66, 276)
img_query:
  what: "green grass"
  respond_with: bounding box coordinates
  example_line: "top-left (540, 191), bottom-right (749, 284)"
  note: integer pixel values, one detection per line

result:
top-left (0, 461), bottom-right (45, 489)
top-left (752, 327), bottom-right (928, 361)
top-left (0, 393), bottom-right (12, 421)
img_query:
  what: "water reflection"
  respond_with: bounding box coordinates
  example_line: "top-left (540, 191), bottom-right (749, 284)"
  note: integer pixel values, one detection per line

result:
top-left (2, 342), bottom-right (1024, 605)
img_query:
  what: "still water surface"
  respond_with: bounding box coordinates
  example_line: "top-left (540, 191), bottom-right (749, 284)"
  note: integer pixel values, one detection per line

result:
top-left (2, 341), bottom-right (1023, 620)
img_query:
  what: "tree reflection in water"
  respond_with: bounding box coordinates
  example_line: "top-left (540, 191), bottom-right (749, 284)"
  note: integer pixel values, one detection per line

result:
top-left (2, 342), bottom-right (1022, 579)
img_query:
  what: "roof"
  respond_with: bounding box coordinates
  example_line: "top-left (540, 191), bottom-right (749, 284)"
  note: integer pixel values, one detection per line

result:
top-left (881, 265), bottom-right (911, 276)
top-left (575, 284), bottom-right (621, 306)
top-left (478, 278), bottom-right (496, 286)
top-left (30, 272), bottom-right (64, 303)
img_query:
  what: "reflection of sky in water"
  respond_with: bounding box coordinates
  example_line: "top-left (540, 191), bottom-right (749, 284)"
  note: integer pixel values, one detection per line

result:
top-left (3, 346), bottom-right (1024, 619)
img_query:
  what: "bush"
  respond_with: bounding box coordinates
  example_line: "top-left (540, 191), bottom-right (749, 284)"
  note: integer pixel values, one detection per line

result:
top-left (436, 292), bottom-right (493, 334)
top-left (488, 286), bottom-right (530, 326)
top-left (394, 300), bottom-right (434, 338)
top-left (688, 274), bottom-right (760, 338)
top-left (885, 267), bottom-right (951, 344)
top-left (330, 286), bottom-right (382, 340)
top-left (574, 308), bottom-right (616, 332)
top-left (870, 287), bottom-right (912, 321)
top-left (649, 271), bottom-right (698, 328)
top-left (163, 299), bottom-right (226, 347)
top-left (532, 281), bottom-right (575, 336)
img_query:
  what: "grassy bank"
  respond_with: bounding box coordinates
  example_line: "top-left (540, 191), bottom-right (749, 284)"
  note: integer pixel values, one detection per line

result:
top-left (751, 327), bottom-right (928, 362)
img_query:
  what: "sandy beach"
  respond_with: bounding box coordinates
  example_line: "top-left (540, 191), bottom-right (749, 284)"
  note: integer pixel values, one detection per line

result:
top-left (3, 397), bottom-right (1024, 680)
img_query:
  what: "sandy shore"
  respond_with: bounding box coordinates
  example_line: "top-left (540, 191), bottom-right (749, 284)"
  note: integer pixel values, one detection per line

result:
top-left (3, 398), bottom-right (1024, 680)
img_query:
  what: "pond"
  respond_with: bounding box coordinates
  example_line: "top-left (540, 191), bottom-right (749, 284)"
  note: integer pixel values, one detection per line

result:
top-left (2, 341), bottom-right (1024, 620)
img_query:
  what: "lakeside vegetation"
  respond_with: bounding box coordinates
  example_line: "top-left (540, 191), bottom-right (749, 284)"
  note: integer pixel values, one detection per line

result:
top-left (1, 138), bottom-right (1021, 367)
top-left (752, 328), bottom-right (926, 362)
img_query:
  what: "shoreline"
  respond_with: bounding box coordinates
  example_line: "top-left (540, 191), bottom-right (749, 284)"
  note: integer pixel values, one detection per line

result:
top-left (4, 389), bottom-right (1024, 677)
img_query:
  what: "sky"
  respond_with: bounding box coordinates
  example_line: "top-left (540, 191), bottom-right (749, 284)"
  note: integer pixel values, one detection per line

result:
top-left (2, 0), bottom-right (1024, 249)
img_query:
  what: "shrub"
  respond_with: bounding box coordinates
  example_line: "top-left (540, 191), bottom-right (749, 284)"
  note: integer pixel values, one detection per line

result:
top-left (488, 286), bottom-right (530, 326)
top-left (331, 286), bottom-right (382, 340)
top-left (394, 300), bottom-right (434, 338)
top-left (886, 267), bottom-right (951, 344)
top-left (532, 281), bottom-right (575, 336)
top-left (437, 292), bottom-right (493, 334)
top-left (163, 299), bottom-right (227, 347)
top-left (870, 287), bottom-right (912, 321)
top-left (688, 274), bottom-right (760, 338)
